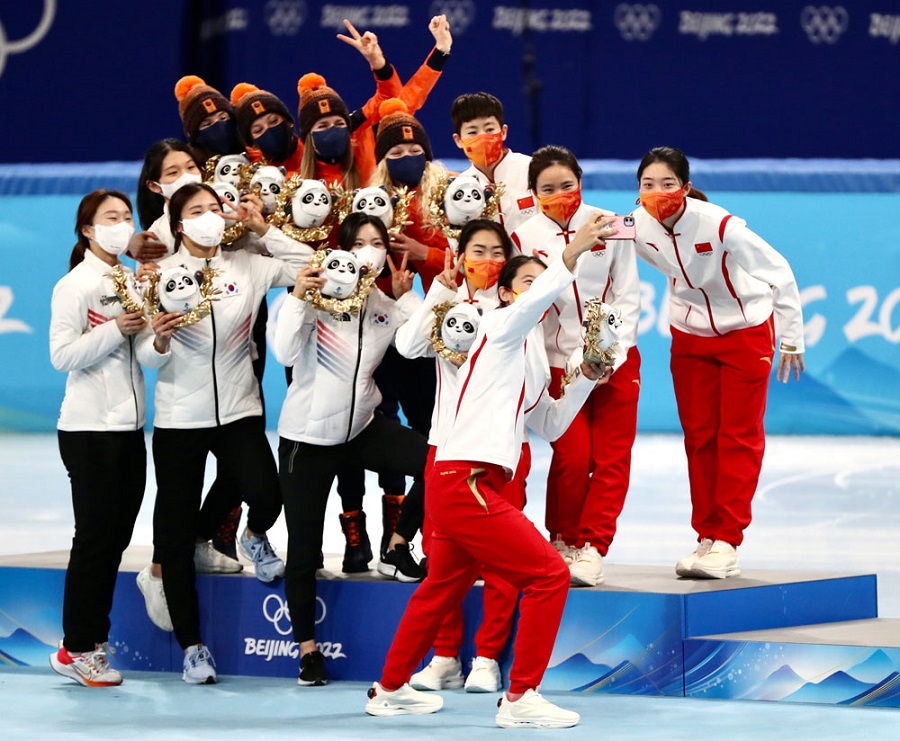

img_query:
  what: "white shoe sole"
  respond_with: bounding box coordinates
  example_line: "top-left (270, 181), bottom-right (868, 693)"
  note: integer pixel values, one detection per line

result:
top-left (496, 715), bottom-right (579, 729)
top-left (683, 564), bottom-right (741, 579)
top-left (465, 680), bottom-right (500, 693)
top-left (569, 570), bottom-right (604, 587)
top-left (182, 672), bottom-right (217, 685)
top-left (49, 654), bottom-right (121, 687)
top-left (376, 561), bottom-right (422, 583)
top-left (366, 701), bottom-right (443, 716)
top-left (135, 571), bottom-right (174, 632)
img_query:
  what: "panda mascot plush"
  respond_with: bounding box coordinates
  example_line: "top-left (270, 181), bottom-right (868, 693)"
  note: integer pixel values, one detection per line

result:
top-left (290, 180), bottom-right (333, 228)
top-left (440, 302), bottom-right (483, 353)
top-left (443, 175), bottom-right (488, 228)
top-left (159, 266), bottom-right (201, 313)
top-left (212, 153), bottom-right (250, 187)
top-left (250, 165), bottom-right (286, 214)
top-left (320, 250), bottom-right (361, 299)
top-left (351, 186), bottom-right (394, 228)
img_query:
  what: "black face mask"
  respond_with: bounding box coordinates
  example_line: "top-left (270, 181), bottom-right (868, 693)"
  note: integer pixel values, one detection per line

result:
top-left (195, 118), bottom-right (241, 155)
top-left (254, 121), bottom-right (295, 163)
top-left (386, 154), bottom-right (427, 188)
top-left (311, 126), bottom-right (351, 164)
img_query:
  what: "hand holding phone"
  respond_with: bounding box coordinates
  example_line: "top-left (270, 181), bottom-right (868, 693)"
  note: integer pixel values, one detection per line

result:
top-left (601, 214), bottom-right (635, 240)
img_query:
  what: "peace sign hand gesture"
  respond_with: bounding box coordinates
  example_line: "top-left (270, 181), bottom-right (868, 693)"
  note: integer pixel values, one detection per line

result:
top-left (336, 19), bottom-right (385, 70)
top-left (435, 248), bottom-right (458, 291)
top-left (387, 252), bottom-right (414, 298)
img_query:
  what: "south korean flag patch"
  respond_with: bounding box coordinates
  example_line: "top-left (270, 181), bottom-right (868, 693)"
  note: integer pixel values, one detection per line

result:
top-left (372, 312), bottom-right (391, 328)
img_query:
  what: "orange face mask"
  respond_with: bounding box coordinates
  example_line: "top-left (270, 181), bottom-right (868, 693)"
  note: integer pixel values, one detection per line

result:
top-left (460, 132), bottom-right (504, 169)
top-left (464, 257), bottom-right (504, 291)
top-left (537, 189), bottom-right (582, 224)
top-left (640, 189), bottom-right (685, 222)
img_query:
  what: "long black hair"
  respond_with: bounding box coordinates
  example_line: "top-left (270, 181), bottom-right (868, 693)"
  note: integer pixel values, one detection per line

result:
top-left (137, 139), bottom-right (200, 230)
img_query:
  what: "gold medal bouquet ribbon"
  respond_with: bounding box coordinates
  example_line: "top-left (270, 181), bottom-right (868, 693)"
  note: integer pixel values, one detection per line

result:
top-left (560, 298), bottom-right (620, 395)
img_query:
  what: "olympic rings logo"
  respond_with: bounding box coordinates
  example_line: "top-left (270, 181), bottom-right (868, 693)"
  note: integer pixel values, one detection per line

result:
top-left (266, 0), bottom-right (307, 36)
top-left (800, 6), bottom-right (848, 44)
top-left (614, 4), bottom-right (661, 42)
top-left (262, 594), bottom-right (326, 636)
top-left (429, 0), bottom-right (476, 35)
top-left (0, 0), bottom-right (55, 80)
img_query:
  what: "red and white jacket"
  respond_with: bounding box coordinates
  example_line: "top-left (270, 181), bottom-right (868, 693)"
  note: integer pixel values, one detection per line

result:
top-left (458, 150), bottom-right (536, 234)
top-left (632, 198), bottom-right (805, 351)
top-left (50, 251), bottom-right (149, 432)
top-left (434, 258), bottom-right (584, 475)
top-left (136, 233), bottom-right (311, 429)
top-left (273, 288), bottom-right (422, 446)
top-left (512, 203), bottom-right (641, 373)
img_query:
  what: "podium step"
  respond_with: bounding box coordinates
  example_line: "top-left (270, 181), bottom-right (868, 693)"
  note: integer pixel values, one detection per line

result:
top-left (683, 618), bottom-right (900, 707)
top-left (0, 550), bottom-right (881, 706)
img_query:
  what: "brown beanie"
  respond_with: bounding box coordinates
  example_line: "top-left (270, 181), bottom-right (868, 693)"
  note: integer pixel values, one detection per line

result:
top-left (374, 99), bottom-right (433, 162)
top-left (230, 83), bottom-right (294, 144)
top-left (175, 76), bottom-right (233, 141)
top-left (296, 73), bottom-right (351, 140)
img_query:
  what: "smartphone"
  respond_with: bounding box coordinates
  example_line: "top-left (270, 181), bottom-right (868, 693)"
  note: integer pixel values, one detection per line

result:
top-left (603, 214), bottom-right (636, 240)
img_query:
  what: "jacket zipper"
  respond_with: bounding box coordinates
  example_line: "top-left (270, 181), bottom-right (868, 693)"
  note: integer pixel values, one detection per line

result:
top-left (208, 259), bottom-right (221, 426)
top-left (128, 335), bottom-right (139, 429)
top-left (345, 309), bottom-right (364, 442)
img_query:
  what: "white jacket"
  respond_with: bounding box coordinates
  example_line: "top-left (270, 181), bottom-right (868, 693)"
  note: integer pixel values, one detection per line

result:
top-left (274, 288), bottom-right (423, 446)
top-left (512, 203), bottom-right (641, 373)
top-left (137, 233), bottom-right (311, 429)
top-left (458, 150), bottom-right (536, 234)
top-left (632, 198), bottom-right (805, 352)
top-left (435, 258), bottom-right (578, 474)
top-left (395, 278), bottom-right (593, 448)
top-left (50, 251), bottom-right (148, 432)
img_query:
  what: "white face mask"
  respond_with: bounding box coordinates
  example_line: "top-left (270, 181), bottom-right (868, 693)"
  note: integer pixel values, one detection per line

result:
top-left (156, 172), bottom-right (202, 200)
top-left (92, 221), bottom-right (135, 256)
top-left (181, 210), bottom-right (225, 248)
top-left (353, 244), bottom-right (386, 275)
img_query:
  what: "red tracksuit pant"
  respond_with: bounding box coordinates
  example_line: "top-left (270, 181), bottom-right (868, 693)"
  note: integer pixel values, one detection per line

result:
top-left (670, 319), bottom-right (775, 547)
top-left (545, 346), bottom-right (641, 552)
top-left (380, 461), bottom-right (570, 695)
top-left (423, 444), bottom-right (531, 660)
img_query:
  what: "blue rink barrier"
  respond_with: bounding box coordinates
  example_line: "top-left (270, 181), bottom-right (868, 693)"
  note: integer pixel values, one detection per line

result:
top-left (1, 160), bottom-right (899, 434)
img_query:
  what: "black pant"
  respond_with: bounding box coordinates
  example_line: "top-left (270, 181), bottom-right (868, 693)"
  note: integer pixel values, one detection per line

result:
top-left (337, 348), bottom-right (436, 519)
top-left (192, 300), bottom-right (269, 542)
top-left (279, 413), bottom-right (427, 643)
top-left (153, 416), bottom-right (282, 649)
top-left (59, 429), bottom-right (146, 653)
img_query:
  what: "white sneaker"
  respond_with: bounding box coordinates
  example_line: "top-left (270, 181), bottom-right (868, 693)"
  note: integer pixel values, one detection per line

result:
top-left (50, 644), bottom-right (122, 687)
top-left (182, 644), bottom-right (217, 684)
top-left (465, 656), bottom-right (501, 693)
top-left (568, 543), bottom-right (604, 587)
top-left (410, 655), bottom-right (464, 690)
top-left (687, 540), bottom-right (741, 579)
top-left (136, 565), bottom-right (173, 631)
top-left (675, 538), bottom-right (714, 577)
top-left (365, 681), bottom-right (444, 716)
top-left (495, 688), bottom-right (580, 728)
top-left (551, 540), bottom-right (577, 566)
top-left (239, 529), bottom-right (286, 583)
top-left (194, 541), bottom-right (243, 574)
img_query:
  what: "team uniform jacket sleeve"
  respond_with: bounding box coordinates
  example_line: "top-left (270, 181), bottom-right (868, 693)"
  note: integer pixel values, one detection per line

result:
top-left (354, 63), bottom-right (403, 134)
top-left (526, 369), bottom-right (597, 443)
top-left (399, 48), bottom-right (447, 114)
top-left (492, 259), bottom-right (576, 348)
top-left (271, 293), bottom-right (316, 367)
top-left (258, 228), bottom-right (316, 287)
top-left (394, 279), bottom-right (456, 359)
top-left (388, 290), bottom-right (425, 343)
top-left (604, 239), bottom-right (642, 373)
top-left (135, 330), bottom-right (172, 369)
top-left (49, 279), bottom-right (126, 372)
top-left (722, 219), bottom-right (805, 353)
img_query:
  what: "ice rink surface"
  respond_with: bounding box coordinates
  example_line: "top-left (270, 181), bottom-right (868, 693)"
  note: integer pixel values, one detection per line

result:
top-left (1, 431), bottom-right (899, 738)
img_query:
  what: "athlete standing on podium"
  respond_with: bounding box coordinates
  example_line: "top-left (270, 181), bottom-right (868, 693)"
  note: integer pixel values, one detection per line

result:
top-left (365, 211), bottom-right (618, 729)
